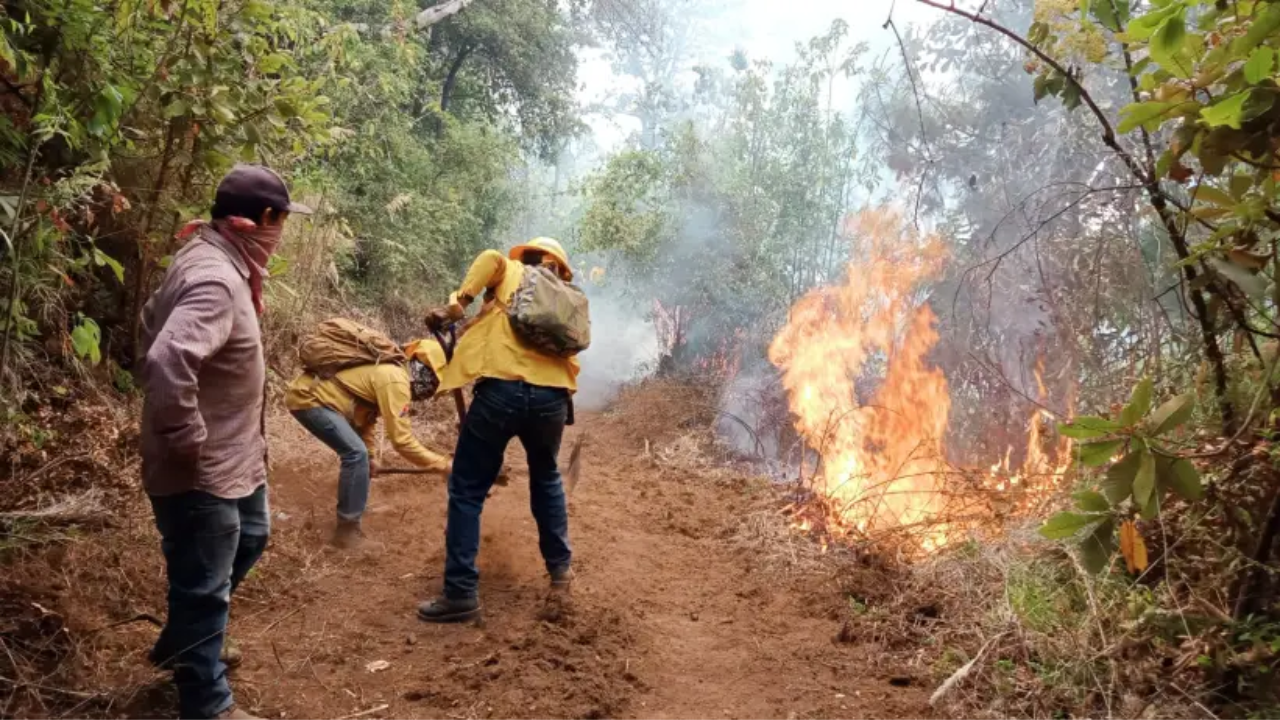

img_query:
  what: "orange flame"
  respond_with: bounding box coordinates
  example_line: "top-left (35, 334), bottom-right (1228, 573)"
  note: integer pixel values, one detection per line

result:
top-left (770, 209), bottom-right (951, 548)
top-left (772, 209), bottom-right (1071, 551)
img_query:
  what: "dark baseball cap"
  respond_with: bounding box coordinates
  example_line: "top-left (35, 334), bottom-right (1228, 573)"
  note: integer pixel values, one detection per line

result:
top-left (215, 164), bottom-right (313, 215)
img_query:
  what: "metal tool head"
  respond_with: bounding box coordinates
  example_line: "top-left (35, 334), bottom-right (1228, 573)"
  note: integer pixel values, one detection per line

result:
top-left (565, 434), bottom-right (586, 494)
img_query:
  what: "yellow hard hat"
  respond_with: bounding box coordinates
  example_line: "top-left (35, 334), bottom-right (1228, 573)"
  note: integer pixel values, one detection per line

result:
top-left (403, 337), bottom-right (447, 377)
top-left (509, 237), bottom-right (573, 280)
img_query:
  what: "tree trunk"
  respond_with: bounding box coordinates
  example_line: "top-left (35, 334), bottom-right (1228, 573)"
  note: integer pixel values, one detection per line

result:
top-left (440, 44), bottom-right (474, 114)
top-left (126, 119), bottom-right (180, 360)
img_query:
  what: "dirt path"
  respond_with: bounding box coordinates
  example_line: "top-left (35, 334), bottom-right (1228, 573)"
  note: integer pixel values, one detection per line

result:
top-left (216, 404), bottom-right (930, 719)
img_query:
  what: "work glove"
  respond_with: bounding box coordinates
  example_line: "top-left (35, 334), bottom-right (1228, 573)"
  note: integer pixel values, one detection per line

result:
top-left (424, 295), bottom-right (466, 331)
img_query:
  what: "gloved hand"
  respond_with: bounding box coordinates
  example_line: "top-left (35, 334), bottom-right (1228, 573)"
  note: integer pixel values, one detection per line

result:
top-left (424, 299), bottom-right (465, 331)
top-left (424, 307), bottom-right (450, 331)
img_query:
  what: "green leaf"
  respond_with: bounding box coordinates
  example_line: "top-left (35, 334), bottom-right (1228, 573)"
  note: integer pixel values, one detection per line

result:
top-left (266, 254), bottom-right (289, 276)
top-left (1196, 184), bottom-right (1238, 208)
top-left (1091, 0), bottom-right (1129, 32)
top-left (1140, 485), bottom-right (1162, 520)
top-left (1073, 490), bottom-right (1111, 513)
top-left (1103, 450), bottom-right (1143, 503)
top-left (1159, 456), bottom-right (1203, 501)
top-left (1078, 438), bottom-right (1125, 467)
top-left (93, 248), bottom-right (125, 283)
top-left (1125, 3), bottom-right (1181, 41)
top-left (1234, 2), bottom-right (1280, 55)
top-left (163, 99), bottom-right (190, 119)
top-left (1060, 423), bottom-right (1108, 440)
top-left (1117, 100), bottom-right (1183, 134)
top-left (1133, 449), bottom-right (1156, 508)
top-left (1150, 12), bottom-right (1186, 60)
top-left (70, 317), bottom-right (101, 365)
top-left (1201, 92), bottom-right (1251, 130)
top-left (1148, 393), bottom-right (1195, 436)
top-left (1040, 511), bottom-right (1102, 540)
top-left (1080, 519), bottom-right (1117, 574)
top-left (1243, 47), bottom-right (1275, 85)
top-left (1121, 377), bottom-right (1153, 426)
top-left (1062, 77), bottom-right (1083, 110)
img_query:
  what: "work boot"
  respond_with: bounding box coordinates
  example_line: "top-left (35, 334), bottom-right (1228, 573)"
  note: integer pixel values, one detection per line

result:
top-left (221, 636), bottom-right (243, 669)
top-left (417, 596), bottom-right (481, 623)
top-left (330, 519), bottom-right (371, 550)
top-left (549, 567), bottom-right (574, 592)
top-left (214, 704), bottom-right (261, 720)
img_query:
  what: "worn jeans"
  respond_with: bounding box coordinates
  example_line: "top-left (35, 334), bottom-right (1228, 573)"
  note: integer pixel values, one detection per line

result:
top-left (149, 484), bottom-right (269, 719)
top-left (443, 378), bottom-right (571, 599)
top-left (291, 406), bottom-right (370, 521)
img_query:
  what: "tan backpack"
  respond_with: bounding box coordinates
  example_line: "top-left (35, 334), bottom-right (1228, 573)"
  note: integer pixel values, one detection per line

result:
top-left (298, 318), bottom-right (406, 379)
top-left (506, 265), bottom-right (591, 358)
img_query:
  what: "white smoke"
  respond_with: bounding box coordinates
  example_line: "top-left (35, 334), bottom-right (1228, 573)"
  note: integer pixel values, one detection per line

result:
top-left (575, 287), bottom-right (661, 411)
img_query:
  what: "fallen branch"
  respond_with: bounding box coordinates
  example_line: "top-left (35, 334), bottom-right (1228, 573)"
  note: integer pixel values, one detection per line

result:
top-left (342, 0), bottom-right (478, 36)
top-left (929, 631), bottom-right (1006, 707)
top-left (336, 703), bottom-right (391, 720)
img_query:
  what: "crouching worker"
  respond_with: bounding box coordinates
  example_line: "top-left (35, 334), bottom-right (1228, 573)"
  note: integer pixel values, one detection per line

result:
top-left (285, 322), bottom-right (452, 549)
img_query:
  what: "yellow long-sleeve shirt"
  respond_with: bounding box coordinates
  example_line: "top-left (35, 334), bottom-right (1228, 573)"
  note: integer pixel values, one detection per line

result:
top-left (284, 363), bottom-right (449, 470)
top-left (438, 250), bottom-right (579, 394)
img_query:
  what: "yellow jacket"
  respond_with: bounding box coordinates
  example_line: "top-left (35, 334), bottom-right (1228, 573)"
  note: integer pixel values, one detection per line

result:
top-left (438, 250), bottom-right (579, 393)
top-left (284, 363), bottom-right (450, 470)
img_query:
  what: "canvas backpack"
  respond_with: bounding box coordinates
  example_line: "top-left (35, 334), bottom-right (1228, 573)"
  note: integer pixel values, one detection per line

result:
top-left (505, 264), bottom-right (591, 358)
top-left (298, 318), bottom-right (406, 378)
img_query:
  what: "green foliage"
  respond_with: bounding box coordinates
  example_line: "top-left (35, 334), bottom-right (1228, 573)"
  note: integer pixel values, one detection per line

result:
top-left (1041, 377), bottom-right (1202, 572)
top-left (1035, 0), bottom-right (1280, 331)
top-left (69, 314), bottom-right (101, 365)
top-left (0, 0), bottom-right (582, 370)
top-left (577, 21), bottom-right (867, 366)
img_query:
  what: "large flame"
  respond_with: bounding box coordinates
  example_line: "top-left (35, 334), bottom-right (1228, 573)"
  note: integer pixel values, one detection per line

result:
top-left (769, 209), bottom-right (951, 547)
top-left (769, 209), bottom-right (1070, 551)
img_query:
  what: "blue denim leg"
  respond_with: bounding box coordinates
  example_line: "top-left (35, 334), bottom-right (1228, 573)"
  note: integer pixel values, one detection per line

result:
top-left (149, 491), bottom-right (239, 719)
top-left (230, 484), bottom-right (270, 592)
top-left (443, 380), bottom-right (517, 600)
top-left (291, 407), bottom-right (370, 521)
top-left (516, 387), bottom-right (571, 574)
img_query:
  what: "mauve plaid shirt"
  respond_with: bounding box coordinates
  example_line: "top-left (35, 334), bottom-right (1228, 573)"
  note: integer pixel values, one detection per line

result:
top-left (139, 227), bottom-right (267, 498)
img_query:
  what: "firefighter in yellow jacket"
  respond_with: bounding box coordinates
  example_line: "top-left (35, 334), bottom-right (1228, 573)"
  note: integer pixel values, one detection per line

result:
top-left (417, 237), bottom-right (579, 623)
top-left (285, 339), bottom-right (451, 549)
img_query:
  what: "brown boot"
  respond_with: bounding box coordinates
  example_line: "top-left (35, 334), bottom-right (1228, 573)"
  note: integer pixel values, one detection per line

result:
top-left (330, 519), bottom-right (369, 550)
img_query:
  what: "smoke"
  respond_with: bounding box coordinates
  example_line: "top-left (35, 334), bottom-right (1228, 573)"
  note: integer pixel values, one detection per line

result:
top-left (574, 285), bottom-right (661, 411)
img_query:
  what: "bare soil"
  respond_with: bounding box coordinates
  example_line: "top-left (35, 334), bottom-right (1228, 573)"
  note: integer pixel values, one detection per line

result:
top-left (2, 385), bottom-right (932, 719)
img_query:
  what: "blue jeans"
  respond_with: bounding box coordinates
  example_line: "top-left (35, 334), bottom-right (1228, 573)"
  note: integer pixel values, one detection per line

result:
top-left (149, 485), bottom-right (269, 719)
top-left (444, 378), bottom-right (571, 599)
top-left (291, 407), bottom-right (370, 521)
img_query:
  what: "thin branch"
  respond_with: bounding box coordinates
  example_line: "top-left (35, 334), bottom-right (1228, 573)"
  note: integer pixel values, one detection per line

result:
top-left (914, 0), bottom-right (1149, 185)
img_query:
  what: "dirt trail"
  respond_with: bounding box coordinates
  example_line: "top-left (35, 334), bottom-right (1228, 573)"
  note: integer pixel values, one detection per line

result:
top-left (209, 403), bottom-right (930, 719)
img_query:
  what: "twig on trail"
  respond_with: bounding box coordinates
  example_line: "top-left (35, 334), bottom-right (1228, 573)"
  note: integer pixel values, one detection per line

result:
top-left (271, 640), bottom-right (286, 672)
top-left (17, 453), bottom-right (88, 485)
top-left (87, 612), bottom-right (163, 634)
top-left (256, 603), bottom-right (309, 638)
top-left (336, 704), bottom-right (390, 720)
top-left (0, 674), bottom-right (101, 699)
top-left (929, 631), bottom-right (1007, 707)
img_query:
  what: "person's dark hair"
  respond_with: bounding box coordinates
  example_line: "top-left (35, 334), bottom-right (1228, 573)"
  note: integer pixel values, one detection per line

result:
top-left (520, 249), bottom-right (547, 266)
